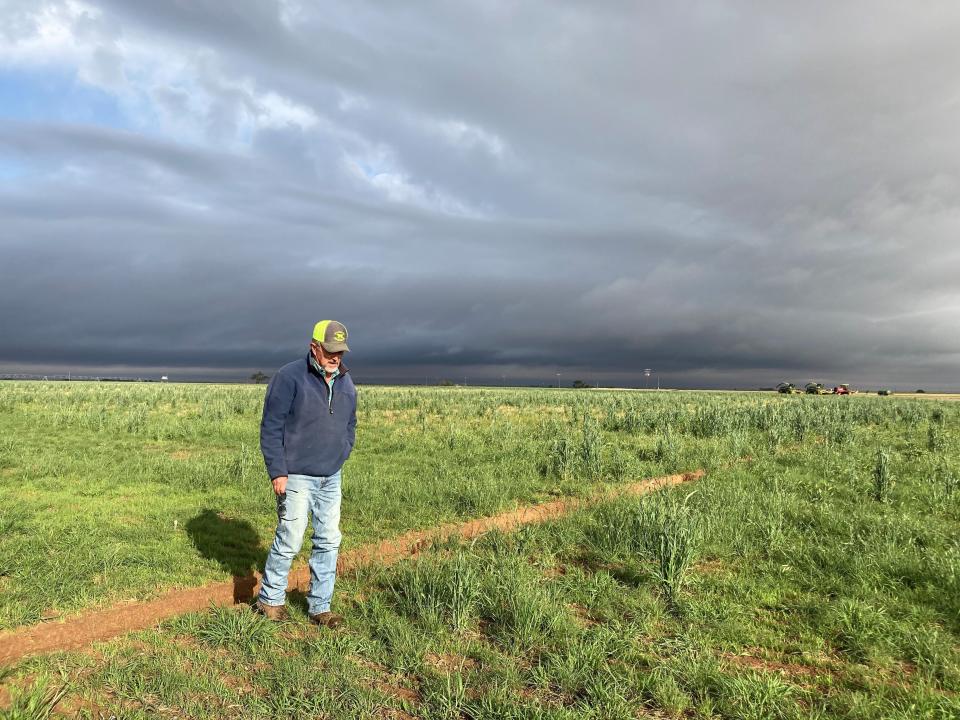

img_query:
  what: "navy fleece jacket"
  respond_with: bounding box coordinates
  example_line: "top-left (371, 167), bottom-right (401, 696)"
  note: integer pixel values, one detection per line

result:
top-left (260, 354), bottom-right (357, 479)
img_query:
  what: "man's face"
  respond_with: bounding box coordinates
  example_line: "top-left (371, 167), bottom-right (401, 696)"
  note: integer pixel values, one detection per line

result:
top-left (312, 342), bottom-right (343, 375)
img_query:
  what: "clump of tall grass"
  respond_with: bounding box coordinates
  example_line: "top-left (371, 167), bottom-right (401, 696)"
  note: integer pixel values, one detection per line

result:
top-left (0, 673), bottom-right (68, 720)
top-left (638, 490), bottom-right (705, 605)
top-left (903, 626), bottom-right (959, 686)
top-left (725, 429), bottom-right (752, 459)
top-left (605, 446), bottom-right (630, 483)
top-left (896, 402), bottom-right (927, 428)
top-left (0, 436), bottom-right (16, 470)
top-left (421, 670), bottom-right (468, 719)
top-left (444, 426), bottom-right (467, 450)
top-left (652, 424), bottom-right (679, 467)
top-left (542, 416), bottom-right (606, 482)
top-left (580, 415), bottom-right (604, 480)
top-left (763, 420), bottom-right (789, 450)
top-left (120, 406), bottom-right (148, 435)
top-left (829, 597), bottom-right (891, 664)
top-left (230, 442), bottom-right (260, 483)
top-left (445, 469), bottom-right (505, 516)
top-left (933, 458), bottom-right (958, 503)
top-left (0, 391), bottom-right (16, 414)
top-left (193, 604), bottom-right (277, 653)
top-left (415, 407), bottom-right (428, 433)
top-left (752, 501), bottom-right (786, 557)
top-left (531, 625), bottom-right (629, 699)
top-left (643, 668), bottom-right (691, 717)
top-left (828, 420), bottom-right (854, 446)
top-left (690, 404), bottom-right (733, 438)
top-left (871, 448), bottom-right (894, 502)
top-left (791, 410), bottom-right (808, 442)
top-left (387, 551), bottom-right (481, 631)
top-left (927, 420), bottom-right (947, 454)
top-left (589, 490), bottom-right (705, 606)
top-left (714, 672), bottom-right (796, 720)
top-left (479, 554), bottom-right (570, 650)
top-left (545, 430), bottom-right (576, 481)
top-left (0, 507), bottom-right (15, 537)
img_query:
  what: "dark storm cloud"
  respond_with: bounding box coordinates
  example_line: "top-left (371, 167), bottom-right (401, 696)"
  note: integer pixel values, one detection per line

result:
top-left (1, 1), bottom-right (960, 388)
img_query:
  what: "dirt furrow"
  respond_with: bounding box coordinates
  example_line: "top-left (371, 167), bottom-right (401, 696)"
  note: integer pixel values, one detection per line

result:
top-left (0, 470), bottom-right (702, 665)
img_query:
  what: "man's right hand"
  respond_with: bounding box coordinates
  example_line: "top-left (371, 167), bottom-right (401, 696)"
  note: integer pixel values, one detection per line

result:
top-left (272, 476), bottom-right (288, 495)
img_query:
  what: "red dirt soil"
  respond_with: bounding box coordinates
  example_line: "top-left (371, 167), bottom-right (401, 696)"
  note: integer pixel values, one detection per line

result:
top-left (0, 470), bottom-right (702, 665)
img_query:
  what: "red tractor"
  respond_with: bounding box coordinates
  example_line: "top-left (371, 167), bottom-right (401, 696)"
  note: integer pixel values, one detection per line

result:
top-left (832, 384), bottom-right (851, 395)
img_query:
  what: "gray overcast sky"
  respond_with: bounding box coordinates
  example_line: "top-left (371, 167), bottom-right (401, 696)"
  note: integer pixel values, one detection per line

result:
top-left (1, 1), bottom-right (959, 388)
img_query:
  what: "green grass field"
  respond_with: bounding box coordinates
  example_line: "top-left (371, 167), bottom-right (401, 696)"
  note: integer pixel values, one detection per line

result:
top-left (1, 382), bottom-right (958, 718)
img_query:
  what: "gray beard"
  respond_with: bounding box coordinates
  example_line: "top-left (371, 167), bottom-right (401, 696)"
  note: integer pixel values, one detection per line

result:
top-left (309, 351), bottom-right (339, 379)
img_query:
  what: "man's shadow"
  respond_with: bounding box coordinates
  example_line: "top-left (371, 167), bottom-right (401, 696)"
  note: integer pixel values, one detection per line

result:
top-left (187, 509), bottom-right (268, 603)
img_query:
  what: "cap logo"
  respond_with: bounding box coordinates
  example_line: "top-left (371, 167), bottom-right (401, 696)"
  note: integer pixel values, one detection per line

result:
top-left (333, 331), bottom-right (346, 342)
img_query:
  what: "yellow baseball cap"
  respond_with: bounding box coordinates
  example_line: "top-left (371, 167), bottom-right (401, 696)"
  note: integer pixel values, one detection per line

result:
top-left (312, 320), bottom-right (350, 352)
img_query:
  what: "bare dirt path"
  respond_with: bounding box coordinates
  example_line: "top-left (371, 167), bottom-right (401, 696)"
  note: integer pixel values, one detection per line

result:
top-left (0, 470), bottom-right (702, 665)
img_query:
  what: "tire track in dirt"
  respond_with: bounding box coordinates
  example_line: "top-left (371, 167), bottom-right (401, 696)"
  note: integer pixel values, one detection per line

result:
top-left (0, 470), bottom-right (703, 665)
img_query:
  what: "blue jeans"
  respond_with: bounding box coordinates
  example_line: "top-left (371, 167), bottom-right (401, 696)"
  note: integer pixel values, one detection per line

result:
top-left (258, 471), bottom-right (342, 615)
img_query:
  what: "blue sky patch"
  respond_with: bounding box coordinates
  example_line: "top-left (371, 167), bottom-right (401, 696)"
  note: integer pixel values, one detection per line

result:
top-left (0, 67), bottom-right (130, 129)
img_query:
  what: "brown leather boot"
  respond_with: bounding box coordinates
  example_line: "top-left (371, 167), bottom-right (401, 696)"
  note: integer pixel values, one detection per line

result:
top-left (309, 611), bottom-right (344, 629)
top-left (253, 599), bottom-right (288, 621)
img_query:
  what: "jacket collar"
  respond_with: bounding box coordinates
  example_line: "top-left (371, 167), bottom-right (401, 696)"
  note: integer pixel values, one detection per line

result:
top-left (305, 351), bottom-right (349, 379)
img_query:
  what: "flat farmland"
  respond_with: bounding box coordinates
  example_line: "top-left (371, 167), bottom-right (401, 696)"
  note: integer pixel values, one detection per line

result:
top-left (0, 382), bottom-right (958, 719)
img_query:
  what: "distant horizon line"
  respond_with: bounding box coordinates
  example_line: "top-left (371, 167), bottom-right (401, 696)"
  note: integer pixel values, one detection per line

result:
top-left (1, 375), bottom-right (955, 395)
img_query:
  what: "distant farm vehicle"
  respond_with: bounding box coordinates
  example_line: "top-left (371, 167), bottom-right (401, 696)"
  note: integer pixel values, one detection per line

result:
top-left (777, 382), bottom-right (801, 394)
top-left (878, 389), bottom-right (894, 396)
top-left (805, 382), bottom-right (829, 395)
top-left (832, 384), bottom-right (852, 395)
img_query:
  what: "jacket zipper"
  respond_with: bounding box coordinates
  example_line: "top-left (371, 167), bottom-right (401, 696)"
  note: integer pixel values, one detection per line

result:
top-left (308, 354), bottom-right (345, 417)
top-left (328, 368), bottom-right (347, 415)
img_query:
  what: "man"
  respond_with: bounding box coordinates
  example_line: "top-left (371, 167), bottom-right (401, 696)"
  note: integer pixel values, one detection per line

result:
top-left (255, 320), bottom-right (357, 628)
